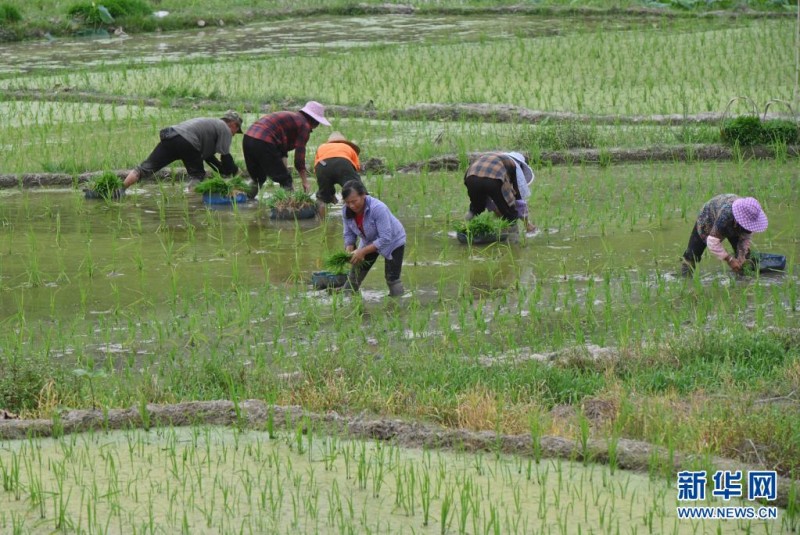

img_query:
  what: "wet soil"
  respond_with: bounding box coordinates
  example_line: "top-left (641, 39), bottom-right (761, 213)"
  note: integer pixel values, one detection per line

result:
top-left (0, 400), bottom-right (796, 507)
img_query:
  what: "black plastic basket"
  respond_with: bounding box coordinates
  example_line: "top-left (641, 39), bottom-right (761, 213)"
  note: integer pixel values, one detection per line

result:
top-left (312, 271), bottom-right (349, 290)
top-left (270, 205), bottom-right (317, 220)
top-left (456, 230), bottom-right (512, 245)
top-left (752, 253), bottom-right (787, 273)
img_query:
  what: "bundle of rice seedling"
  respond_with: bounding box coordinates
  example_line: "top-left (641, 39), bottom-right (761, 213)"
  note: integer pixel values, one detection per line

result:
top-left (454, 212), bottom-right (514, 237)
top-left (265, 189), bottom-right (316, 210)
top-left (194, 176), bottom-right (248, 196)
top-left (87, 171), bottom-right (123, 199)
top-left (323, 252), bottom-right (354, 274)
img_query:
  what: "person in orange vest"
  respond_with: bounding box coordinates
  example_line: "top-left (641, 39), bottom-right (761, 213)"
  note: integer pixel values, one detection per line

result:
top-left (313, 132), bottom-right (362, 217)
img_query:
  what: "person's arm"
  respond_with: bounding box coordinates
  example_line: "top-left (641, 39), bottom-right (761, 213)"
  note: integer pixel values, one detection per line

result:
top-left (219, 154), bottom-right (238, 177)
top-left (736, 235), bottom-right (752, 262)
top-left (294, 131), bottom-right (310, 193)
top-left (350, 243), bottom-right (377, 264)
top-left (707, 235), bottom-right (740, 271)
top-left (343, 216), bottom-right (358, 251)
top-left (354, 203), bottom-right (393, 261)
top-left (515, 200), bottom-right (535, 232)
top-left (205, 156), bottom-right (223, 174)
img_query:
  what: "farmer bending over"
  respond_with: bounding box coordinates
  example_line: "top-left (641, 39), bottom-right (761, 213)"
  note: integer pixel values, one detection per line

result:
top-left (123, 111), bottom-right (243, 190)
top-left (681, 194), bottom-right (768, 275)
top-left (342, 180), bottom-right (406, 297)
top-left (464, 152), bottom-right (535, 232)
top-left (242, 101), bottom-right (330, 197)
top-left (314, 131), bottom-right (362, 217)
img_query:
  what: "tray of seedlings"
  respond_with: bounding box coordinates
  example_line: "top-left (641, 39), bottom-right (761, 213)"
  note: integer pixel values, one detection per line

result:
top-left (266, 190), bottom-right (318, 219)
top-left (454, 212), bottom-right (516, 244)
top-left (312, 252), bottom-right (353, 289)
top-left (195, 176), bottom-right (249, 205)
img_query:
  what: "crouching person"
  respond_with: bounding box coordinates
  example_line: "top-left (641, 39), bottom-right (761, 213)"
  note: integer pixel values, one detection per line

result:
top-left (123, 111), bottom-right (243, 190)
top-left (341, 180), bottom-right (406, 297)
top-left (681, 194), bottom-right (768, 275)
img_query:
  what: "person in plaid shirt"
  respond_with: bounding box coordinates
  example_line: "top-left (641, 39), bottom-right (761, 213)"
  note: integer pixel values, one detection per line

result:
top-left (464, 152), bottom-right (535, 230)
top-left (242, 101), bottom-right (330, 196)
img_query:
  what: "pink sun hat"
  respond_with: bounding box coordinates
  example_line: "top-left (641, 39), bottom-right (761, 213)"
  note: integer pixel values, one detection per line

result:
top-left (732, 197), bottom-right (768, 233)
top-left (300, 101), bottom-right (331, 127)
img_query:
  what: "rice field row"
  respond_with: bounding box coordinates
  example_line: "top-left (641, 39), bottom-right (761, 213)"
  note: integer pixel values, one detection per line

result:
top-left (3, 426), bottom-right (789, 534)
top-left (0, 99), bottom-right (733, 175)
top-left (4, 20), bottom-right (794, 115)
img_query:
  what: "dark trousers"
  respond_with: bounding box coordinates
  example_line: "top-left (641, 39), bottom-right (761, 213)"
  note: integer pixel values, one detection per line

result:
top-left (315, 158), bottom-right (361, 204)
top-left (682, 226), bottom-right (747, 265)
top-left (347, 245), bottom-right (404, 290)
top-left (242, 135), bottom-right (293, 189)
top-left (137, 131), bottom-right (208, 180)
top-left (464, 175), bottom-right (518, 221)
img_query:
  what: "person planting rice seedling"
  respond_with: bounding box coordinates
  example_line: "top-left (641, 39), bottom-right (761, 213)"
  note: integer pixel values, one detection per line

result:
top-left (314, 131), bottom-right (362, 217)
top-left (681, 194), bottom-right (768, 276)
top-left (464, 152), bottom-right (536, 232)
top-left (122, 111), bottom-right (243, 191)
top-left (341, 180), bottom-right (406, 297)
top-left (242, 101), bottom-right (330, 198)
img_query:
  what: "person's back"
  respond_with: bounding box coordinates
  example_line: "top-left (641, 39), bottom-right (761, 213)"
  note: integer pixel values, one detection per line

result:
top-left (172, 118), bottom-right (232, 159)
top-left (245, 111), bottom-right (309, 153)
top-left (315, 141), bottom-right (359, 170)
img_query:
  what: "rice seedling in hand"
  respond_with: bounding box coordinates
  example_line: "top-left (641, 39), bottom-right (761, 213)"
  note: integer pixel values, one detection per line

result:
top-left (323, 252), bottom-right (355, 275)
top-left (85, 171), bottom-right (124, 200)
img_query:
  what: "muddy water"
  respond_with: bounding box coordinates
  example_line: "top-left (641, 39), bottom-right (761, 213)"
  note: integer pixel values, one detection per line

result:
top-left (0, 182), bottom-right (797, 323)
top-left (0, 14), bottom-right (711, 75)
top-left (0, 426), bottom-right (787, 533)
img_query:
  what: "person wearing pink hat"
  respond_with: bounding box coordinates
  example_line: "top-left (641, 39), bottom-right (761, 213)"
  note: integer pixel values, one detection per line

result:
top-left (681, 194), bottom-right (768, 275)
top-left (242, 101), bottom-right (331, 196)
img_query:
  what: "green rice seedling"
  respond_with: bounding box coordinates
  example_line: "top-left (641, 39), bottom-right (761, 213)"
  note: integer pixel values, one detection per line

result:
top-left (265, 190), bottom-right (315, 211)
top-left (86, 171), bottom-right (123, 200)
top-left (194, 176), bottom-right (249, 197)
top-left (454, 212), bottom-right (514, 238)
top-left (323, 252), bottom-right (353, 275)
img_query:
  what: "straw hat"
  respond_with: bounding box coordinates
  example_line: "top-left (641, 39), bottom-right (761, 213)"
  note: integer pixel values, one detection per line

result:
top-left (299, 101), bottom-right (331, 126)
top-left (327, 131), bottom-right (360, 154)
top-left (732, 197), bottom-right (768, 233)
top-left (506, 152), bottom-right (534, 184)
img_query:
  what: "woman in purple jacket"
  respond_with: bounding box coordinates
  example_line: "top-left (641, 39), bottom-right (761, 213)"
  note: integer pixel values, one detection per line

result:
top-left (341, 180), bottom-right (406, 297)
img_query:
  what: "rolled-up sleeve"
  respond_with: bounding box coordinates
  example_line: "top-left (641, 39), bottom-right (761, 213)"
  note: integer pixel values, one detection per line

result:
top-left (706, 235), bottom-right (729, 261)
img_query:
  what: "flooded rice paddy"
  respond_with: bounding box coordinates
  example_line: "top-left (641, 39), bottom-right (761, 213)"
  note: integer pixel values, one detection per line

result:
top-left (0, 165), bottom-right (797, 328)
top-left (0, 426), bottom-right (789, 534)
top-left (0, 14), bottom-right (741, 75)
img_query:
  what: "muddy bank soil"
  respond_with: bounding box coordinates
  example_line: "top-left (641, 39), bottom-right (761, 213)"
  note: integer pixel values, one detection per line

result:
top-left (0, 400), bottom-right (796, 507)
